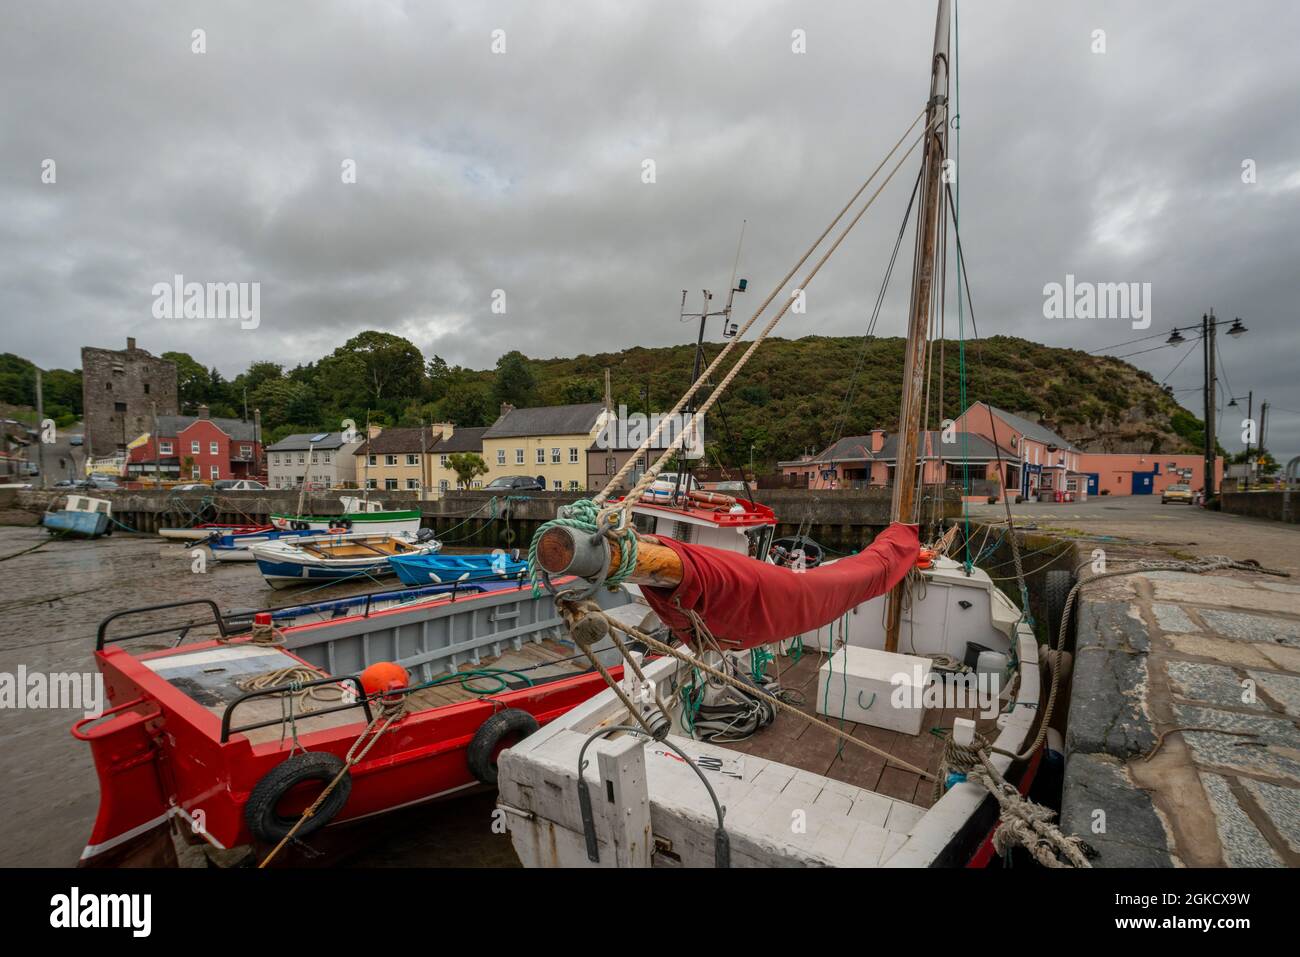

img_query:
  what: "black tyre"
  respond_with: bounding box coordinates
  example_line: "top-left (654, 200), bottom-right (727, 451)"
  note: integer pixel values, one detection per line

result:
top-left (467, 708), bottom-right (539, 785)
top-left (1044, 569), bottom-right (1075, 645)
top-left (245, 751), bottom-right (351, 844)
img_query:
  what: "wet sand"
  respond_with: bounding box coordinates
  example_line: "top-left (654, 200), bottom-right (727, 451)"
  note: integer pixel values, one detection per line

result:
top-left (0, 526), bottom-right (519, 867)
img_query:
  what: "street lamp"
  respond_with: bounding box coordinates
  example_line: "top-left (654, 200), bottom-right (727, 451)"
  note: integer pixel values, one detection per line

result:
top-left (1166, 328), bottom-right (1186, 346)
top-left (1199, 310), bottom-right (1247, 500)
top-left (1227, 391), bottom-right (1255, 489)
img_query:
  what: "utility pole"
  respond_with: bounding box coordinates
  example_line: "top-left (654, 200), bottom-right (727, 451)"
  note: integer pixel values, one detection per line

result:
top-left (1203, 311), bottom-right (1217, 500)
top-left (152, 402), bottom-right (160, 489)
top-left (34, 368), bottom-right (46, 489)
top-left (885, 0), bottom-right (950, 652)
top-left (1259, 401), bottom-right (1269, 481)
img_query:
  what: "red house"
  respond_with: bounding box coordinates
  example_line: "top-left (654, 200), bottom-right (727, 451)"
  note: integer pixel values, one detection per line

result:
top-left (126, 406), bottom-right (262, 481)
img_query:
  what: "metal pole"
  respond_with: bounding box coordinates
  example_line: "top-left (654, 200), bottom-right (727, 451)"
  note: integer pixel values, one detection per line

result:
top-left (35, 367), bottom-right (46, 489)
top-left (153, 402), bottom-right (160, 489)
top-left (1244, 390), bottom-right (1253, 489)
top-left (885, 0), bottom-right (950, 652)
top-left (1204, 311), bottom-right (1217, 500)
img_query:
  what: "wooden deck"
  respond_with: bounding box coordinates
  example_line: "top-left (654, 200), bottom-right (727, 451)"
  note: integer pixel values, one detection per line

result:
top-left (716, 650), bottom-right (1001, 809)
top-left (403, 638), bottom-right (589, 710)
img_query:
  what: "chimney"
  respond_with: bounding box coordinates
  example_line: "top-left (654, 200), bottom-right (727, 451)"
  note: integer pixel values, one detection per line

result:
top-left (432, 421), bottom-right (454, 440)
top-left (197, 404), bottom-right (210, 420)
top-left (869, 429), bottom-right (886, 453)
top-left (126, 337), bottom-right (137, 351)
top-left (368, 423), bottom-right (383, 439)
top-left (499, 402), bottom-right (515, 419)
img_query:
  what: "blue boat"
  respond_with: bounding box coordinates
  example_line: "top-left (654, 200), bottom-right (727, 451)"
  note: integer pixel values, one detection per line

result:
top-left (387, 551), bottom-right (528, 587)
top-left (207, 527), bottom-right (324, 562)
top-left (223, 578), bottom-right (528, 629)
top-left (42, 494), bottom-right (113, 539)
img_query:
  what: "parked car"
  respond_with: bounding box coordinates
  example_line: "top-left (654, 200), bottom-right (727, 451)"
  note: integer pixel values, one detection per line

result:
top-left (68, 434), bottom-right (84, 446)
top-left (172, 483), bottom-right (212, 492)
top-left (714, 480), bottom-right (751, 495)
top-left (485, 475), bottom-right (546, 491)
top-left (214, 479), bottom-right (266, 491)
top-left (1162, 483), bottom-right (1194, 504)
top-left (73, 478), bottom-right (120, 491)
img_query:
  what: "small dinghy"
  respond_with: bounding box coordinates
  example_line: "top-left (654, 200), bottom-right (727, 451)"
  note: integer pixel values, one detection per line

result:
top-left (250, 530), bottom-right (442, 588)
top-left (271, 495), bottom-right (421, 537)
top-left (159, 523), bottom-right (272, 541)
top-left (207, 527), bottom-right (326, 562)
top-left (388, 550), bottom-right (528, 587)
top-left (42, 494), bottom-right (113, 539)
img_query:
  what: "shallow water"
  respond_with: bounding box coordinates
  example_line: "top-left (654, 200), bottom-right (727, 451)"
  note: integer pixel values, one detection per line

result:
top-left (0, 526), bottom-right (519, 867)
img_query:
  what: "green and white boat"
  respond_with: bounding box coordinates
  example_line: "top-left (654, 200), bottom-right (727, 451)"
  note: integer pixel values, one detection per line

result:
top-left (270, 495), bottom-right (422, 537)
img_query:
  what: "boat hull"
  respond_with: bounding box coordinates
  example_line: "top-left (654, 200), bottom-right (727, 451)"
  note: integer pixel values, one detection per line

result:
top-left (270, 511), bottom-right (422, 537)
top-left (43, 510), bottom-right (110, 538)
top-left (388, 552), bottom-right (528, 587)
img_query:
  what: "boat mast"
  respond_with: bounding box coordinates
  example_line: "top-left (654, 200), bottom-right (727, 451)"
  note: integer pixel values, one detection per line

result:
top-left (885, 0), bottom-right (950, 653)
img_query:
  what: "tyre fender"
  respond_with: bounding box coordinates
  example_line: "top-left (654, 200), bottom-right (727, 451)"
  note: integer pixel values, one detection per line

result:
top-left (466, 708), bottom-right (539, 785)
top-left (244, 751), bottom-right (351, 844)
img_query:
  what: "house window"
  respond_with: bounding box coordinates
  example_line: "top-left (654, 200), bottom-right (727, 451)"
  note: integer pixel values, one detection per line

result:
top-left (144, 383), bottom-right (150, 394)
top-left (385, 454), bottom-right (398, 466)
top-left (298, 453), bottom-right (305, 464)
top-left (439, 454), bottom-right (448, 467)
top-left (439, 480), bottom-right (450, 492)
top-left (368, 454), bottom-right (377, 466)
top-left (210, 441), bottom-right (219, 455)
top-left (515, 448), bottom-right (524, 465)
top-left (471, 480), bottom-right (482, 489)
top-left (568, 480), bottom-right (580, 491)
top-left (385, 478), bottom-right (398, 490)
top-left (191, 467), bottom-right (200, 479)
top-left (191, 440), bottom-right (200, 454)
top-left (114, 401), bottom-right (127, 412)
top-left (496, 450), bottom-right (506, 466)
top-left (569, 447), bottom-right (579, 464)
top-left (311, 452), bottom-right (319, 463)
top-left (406, 479), bottom-right (420, 490)
top-left (551, 448), bottom-right (560, 464)
top-left (553, 480), bottom-right (562, 490)
top-left (536, 448), bottom-right (546, 465)
top-left (209, 466), bottom-right (219, 479)
top-left (241, 444), bottom-right (250, 457)
top-left (366, 479), bottom-right (377, 490)
top-left (323, 452), bottom-right (331, 463)
top-left (105, 382), bottom-right (112, 391)
top-left (160, 441), bottom-right (173, 455)
top-left (406, 454), bottom-right (419, 466)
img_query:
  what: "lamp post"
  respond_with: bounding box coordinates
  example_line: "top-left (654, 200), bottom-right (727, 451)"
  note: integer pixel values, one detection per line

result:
top-left (1167, 312), bottom-right (1247, 501)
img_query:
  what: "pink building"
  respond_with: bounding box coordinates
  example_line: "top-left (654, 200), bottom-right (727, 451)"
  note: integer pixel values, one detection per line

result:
top-left (954, 403), bottom-right (1087, 500)
top-left (1075, 452), bottom-right (1221, 498)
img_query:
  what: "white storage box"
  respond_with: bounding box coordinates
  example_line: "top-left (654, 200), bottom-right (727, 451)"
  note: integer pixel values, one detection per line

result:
top-left (816, 646), bottom-right (933, 736)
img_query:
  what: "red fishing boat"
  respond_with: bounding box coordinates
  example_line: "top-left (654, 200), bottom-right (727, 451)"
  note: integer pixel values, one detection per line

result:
top-left (71, 579), bottom-right (645, 866)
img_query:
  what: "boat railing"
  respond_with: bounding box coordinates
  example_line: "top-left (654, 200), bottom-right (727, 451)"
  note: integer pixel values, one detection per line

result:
top-left (96, 599), bottom-right (229, 652)
top-left (220, 673), bottom-right (373, 743)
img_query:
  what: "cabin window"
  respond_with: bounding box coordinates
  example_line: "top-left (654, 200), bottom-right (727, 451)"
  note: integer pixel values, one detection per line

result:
top-left (569, 447), bottom-right (579, 464)
top-left (536, 448), bottom-right (545, 465)
top-left (385, 454), bottom-right (398, 466)
top-left (385, 478), bottom-right (398, 490)
top-left (496, 450), bottom-right (505, 465)
top-left (515, 448), bottom-right (524, 464)
top-left (406, 454), bottom-right (419, 466)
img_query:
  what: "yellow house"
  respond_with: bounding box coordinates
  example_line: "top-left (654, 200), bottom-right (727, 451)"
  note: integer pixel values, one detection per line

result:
top-left (481, 402), bottom-right (610, 491)
top-left (429, 426), bottom-right (490, 491)
top-left (353, 423), bottom-right (494, 495)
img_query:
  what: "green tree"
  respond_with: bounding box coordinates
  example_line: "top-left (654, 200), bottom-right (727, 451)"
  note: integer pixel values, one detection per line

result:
top-left (316, 332), bottom-right (425, 414)
top-left (438, 382), bottom-right (492, 427)
top-left (492, 350), bottom-right (537, 407)
top-left (162, 351), bottom-right (211, 410)
top-left (252, 379), bottom-right (318, 431)
top-left (447, 452), bottom-right (490, 488)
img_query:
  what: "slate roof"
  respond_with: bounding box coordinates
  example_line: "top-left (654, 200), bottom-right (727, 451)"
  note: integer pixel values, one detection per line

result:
top-left (875, 431), bottom-right (1011, 461)
top-left (156, 415), bottom-right (257, 441)
top-left (431, 426), bottom-right (488, 453)
top-left (482, 402), bottom-right (606, 439)
top-left (266, 431), bottom-right (353, 452)
top-left (980, 403), bottom-right (1081, 452)
top-left (354, 427), bottom-right (439, 455)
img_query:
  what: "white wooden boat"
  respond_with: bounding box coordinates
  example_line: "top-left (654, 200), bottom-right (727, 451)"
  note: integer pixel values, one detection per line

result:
top-left (250, 530), bottom-right (441, 588)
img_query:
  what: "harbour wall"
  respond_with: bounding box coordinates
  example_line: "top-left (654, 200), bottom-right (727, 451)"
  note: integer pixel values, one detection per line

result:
top-left (0, 487), bottom-right (960, 552)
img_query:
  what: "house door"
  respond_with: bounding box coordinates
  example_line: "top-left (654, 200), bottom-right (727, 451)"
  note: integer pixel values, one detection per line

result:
top-left (1131, 471), bottom-right (1155, 495)
top-left (1085, 473), bottom-right (1099, 495)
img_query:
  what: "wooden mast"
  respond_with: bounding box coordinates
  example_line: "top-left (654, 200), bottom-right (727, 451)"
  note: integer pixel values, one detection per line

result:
top-left (885, 0), bottom-right (950, 652)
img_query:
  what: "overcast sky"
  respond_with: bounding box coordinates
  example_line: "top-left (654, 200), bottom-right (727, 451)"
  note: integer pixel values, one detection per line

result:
top-left (3, 1), bottom-right (1297, 461)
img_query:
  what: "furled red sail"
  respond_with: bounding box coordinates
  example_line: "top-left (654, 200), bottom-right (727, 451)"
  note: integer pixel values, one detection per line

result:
top-left (640, 522), bottom-right (920, 650)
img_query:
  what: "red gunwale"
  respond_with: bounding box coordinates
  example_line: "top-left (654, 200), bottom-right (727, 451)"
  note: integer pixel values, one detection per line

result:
top-left (623, 498), bottom-right (776, 528)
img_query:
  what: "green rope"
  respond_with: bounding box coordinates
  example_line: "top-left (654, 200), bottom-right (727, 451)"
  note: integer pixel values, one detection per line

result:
top-left (749, 646), bottom-right (774, 683)
top-left (527, 498), bottom-right (638, 596)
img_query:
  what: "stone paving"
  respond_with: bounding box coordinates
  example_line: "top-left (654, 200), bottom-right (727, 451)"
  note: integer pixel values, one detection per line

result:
top-left (1062, 561), bottom-right (1300, 867)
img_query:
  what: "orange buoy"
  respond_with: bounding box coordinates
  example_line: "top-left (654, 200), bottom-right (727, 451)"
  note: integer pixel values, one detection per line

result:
top-left (916, 548), bottom-right (935, 569)
top-left (360, 661), bottom-right (410, 698)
